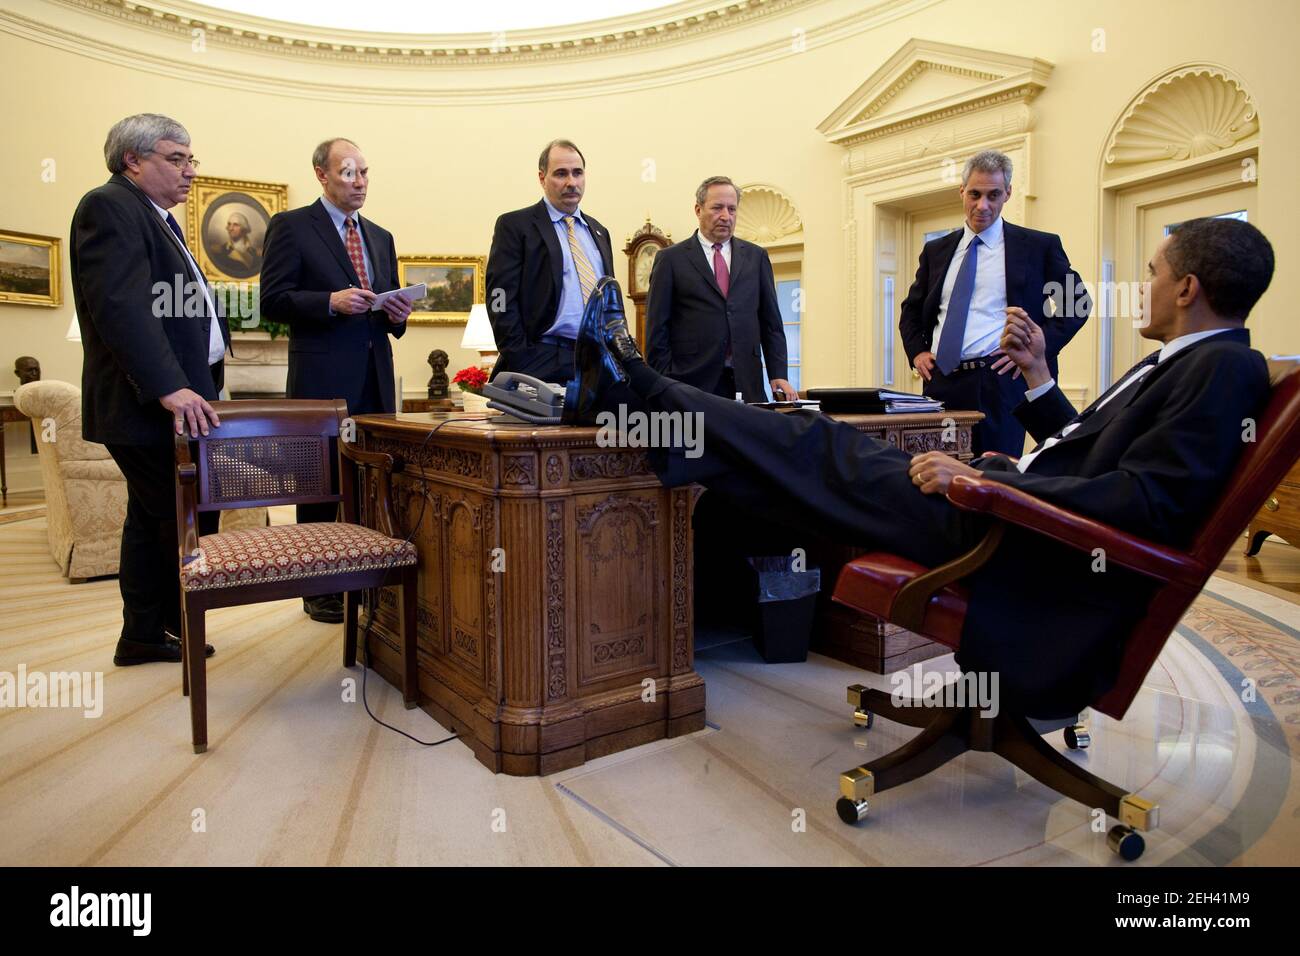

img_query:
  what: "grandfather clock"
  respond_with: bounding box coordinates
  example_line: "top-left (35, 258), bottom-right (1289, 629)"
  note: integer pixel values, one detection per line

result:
top-left (622, 218), bottom-right (671, 353)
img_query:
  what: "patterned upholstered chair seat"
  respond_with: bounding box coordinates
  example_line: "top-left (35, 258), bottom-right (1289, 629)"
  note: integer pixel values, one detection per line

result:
top-left (181, 523), bottom-right (416, 591)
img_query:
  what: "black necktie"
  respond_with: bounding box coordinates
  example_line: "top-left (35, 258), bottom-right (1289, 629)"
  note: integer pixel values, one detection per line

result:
top-left (1074, 350), bottom-right (1161, 425)
top-left (164, 211), bottom-right (216, 329)
top-left (165, 211), bottom-right (188, 249)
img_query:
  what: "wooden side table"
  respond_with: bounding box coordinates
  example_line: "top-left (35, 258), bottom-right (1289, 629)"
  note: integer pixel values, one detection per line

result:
top-left (401, 397), bottom-right (456, 414)
top-left (1246, 457), bottom-right (1300, 554)
top-left (0, 403), bottom-right (31, 505)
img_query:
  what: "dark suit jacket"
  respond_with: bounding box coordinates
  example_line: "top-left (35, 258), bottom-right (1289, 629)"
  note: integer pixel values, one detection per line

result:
top-left (645, 233), bottom-right (789, 402)
top-left (70, 174), bottom-right (230, 446)
top-left (484, 200), bottom-right (614, 374)
top-left (899, 221), bottom-right (1090, 382)
top-left (957, 328), bottom-right (1269, 715)
top-left (260, 199), bottom-right (405, 414)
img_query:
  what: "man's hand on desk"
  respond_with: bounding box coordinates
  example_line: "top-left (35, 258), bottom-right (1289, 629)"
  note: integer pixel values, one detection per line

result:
top-left (330, 287), bottom-right (377, 315)
top-left (999, 308), bottom-right (1053, 390)
top-left (769, 378), bottom-right (798, 401)
top-left (380, 291), bottom-right (413, 325)
top-left (908, 451), bottom-right (982, 495)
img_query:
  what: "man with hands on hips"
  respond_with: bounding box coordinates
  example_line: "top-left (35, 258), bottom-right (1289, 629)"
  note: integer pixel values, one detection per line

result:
top-left (900, 149), bottom-right (1090, 456)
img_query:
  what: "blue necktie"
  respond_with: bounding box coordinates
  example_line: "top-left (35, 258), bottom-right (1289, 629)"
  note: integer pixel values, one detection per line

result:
top-left (935, 234), bottom-right (981, 375)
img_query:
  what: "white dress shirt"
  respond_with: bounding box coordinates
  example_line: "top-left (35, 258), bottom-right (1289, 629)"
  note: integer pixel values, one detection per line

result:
top-left (149, 199), bottom-right (226, 365)
top-left (1015, 328), bottom-right (1233, 473)
top-left (933, 216), bottom-right (1007, 360)
top-left (697, 231), bottom-right (732, 275)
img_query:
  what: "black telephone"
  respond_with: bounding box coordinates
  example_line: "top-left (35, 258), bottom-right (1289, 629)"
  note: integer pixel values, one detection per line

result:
top-left (481, 372), bottom-right (566, 424)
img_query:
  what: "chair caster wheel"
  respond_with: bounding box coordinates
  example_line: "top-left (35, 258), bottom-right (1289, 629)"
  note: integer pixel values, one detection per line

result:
top-left (836, 797), bottom-right (869, 824)
top-left (1107, 825), bottom-right (1145, 861)
top-left (853, 709), bottom-right (874, 730)
top-left (1064, 724), bottom-right (1091, 750)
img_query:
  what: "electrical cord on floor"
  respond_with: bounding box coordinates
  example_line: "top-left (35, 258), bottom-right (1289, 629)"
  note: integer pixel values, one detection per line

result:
top-left (353, 413), bottom-right (495, 747)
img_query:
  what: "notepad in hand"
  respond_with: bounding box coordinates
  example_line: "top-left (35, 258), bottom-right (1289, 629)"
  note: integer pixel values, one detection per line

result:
top-left (371, 283), bottom-right (426, 310)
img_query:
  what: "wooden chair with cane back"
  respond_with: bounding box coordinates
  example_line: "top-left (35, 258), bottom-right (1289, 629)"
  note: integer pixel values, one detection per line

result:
top-left (173, 399), bottom-right (418, 754)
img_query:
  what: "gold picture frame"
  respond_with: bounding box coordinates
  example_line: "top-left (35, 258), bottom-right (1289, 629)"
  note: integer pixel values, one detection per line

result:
top-left (183, 175), bottom-right (289, 283)
top-left (0, 230), bottom-right (61, 307)
top-left (398, 254), bottom-right (486, 326)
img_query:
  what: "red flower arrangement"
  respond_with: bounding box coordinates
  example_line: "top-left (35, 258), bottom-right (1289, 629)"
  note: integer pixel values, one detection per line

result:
top-left (452, 365), bottom-right (489, 394)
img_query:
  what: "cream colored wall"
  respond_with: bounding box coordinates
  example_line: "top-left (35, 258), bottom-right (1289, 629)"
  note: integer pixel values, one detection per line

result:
top-left (2, 0), bottom-right (1297, 427)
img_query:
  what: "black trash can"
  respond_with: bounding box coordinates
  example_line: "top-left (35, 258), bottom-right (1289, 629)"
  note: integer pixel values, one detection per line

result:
top-left (745, 556), bottom-right (821, 663)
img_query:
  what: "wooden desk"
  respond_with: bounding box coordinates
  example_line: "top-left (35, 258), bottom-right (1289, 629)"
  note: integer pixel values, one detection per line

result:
top-left (354, 411), bottom-right (705, 776)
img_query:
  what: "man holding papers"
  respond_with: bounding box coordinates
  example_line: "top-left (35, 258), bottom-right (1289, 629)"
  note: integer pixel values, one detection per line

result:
top-left (260, 136), bottom-right (411, 623)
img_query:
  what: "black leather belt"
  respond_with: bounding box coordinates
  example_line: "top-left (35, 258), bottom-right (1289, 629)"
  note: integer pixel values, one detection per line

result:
top-left (538, 335), bottom-right (575, 349)
top-left (955, 357), bottom-right (990, 371)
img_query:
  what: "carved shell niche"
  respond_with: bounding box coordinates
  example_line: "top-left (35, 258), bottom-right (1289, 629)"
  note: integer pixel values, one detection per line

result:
top-left (735, 185), bottom-right (803, 243)
top-left (1106, 67), bottom-right (1258, 167)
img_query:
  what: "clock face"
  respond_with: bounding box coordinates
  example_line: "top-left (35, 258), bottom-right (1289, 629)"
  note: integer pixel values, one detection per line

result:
top-left (634, 243), bottom-right (658, 293)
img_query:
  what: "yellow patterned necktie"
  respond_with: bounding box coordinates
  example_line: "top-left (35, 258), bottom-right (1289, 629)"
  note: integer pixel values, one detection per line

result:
top-left (564, 215), bottom-right (598, 304)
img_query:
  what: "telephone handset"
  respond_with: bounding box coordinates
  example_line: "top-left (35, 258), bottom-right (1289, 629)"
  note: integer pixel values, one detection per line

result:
top-left (481, 372), bottom-right (566, 424)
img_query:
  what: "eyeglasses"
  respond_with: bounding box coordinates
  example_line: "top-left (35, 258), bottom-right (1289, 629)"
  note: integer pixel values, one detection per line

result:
top-left (153, 154), bottom-right (200, 171)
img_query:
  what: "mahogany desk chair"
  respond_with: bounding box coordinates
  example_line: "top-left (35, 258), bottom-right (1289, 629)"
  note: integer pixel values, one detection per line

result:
top-left (831, 361), bottom-right (1300, 860)
top-left (174, 399), bottom-right (418, 754)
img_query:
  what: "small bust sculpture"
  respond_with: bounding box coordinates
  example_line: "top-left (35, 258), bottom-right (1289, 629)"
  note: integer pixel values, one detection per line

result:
top-left (428, 349), bottom-right (449, 399)
top-left (14, 356), bottom-right (40, 386)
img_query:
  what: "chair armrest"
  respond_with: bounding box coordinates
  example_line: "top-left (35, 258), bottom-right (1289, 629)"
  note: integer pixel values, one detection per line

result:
top-left (340, 439), bottom-right (403, 539)
top-left (945, 475), bottom-right (1203, 586)
top-left (173, 435), bottom-right (200, 565)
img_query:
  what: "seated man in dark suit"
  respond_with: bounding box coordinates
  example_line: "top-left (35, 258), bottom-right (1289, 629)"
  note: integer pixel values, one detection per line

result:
top-left (645, 176), bottom-right (794, 402)
top-left (900, 149), bottom-right (1091, 455)
top-left (564, 217), bottom-right (1274, 718)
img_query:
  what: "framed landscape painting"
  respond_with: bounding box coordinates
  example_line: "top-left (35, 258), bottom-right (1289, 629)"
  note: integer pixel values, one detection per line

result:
top-left (398, 254), bottom-right (485, 326)
top-left (0, 230), bottom-right (61, 307)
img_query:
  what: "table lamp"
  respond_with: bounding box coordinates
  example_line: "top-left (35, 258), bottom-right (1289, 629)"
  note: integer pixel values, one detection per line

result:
top-left (460, 303), bottom-right (497, 371)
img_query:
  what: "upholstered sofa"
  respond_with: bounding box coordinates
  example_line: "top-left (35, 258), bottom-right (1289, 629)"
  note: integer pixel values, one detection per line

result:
top-left (13, 380), bottom-right (266, 582)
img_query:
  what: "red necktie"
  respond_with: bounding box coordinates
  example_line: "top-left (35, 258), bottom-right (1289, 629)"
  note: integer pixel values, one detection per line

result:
top-left (345, 217), bottom-right (371, 291)
top-left (713, 243), bottom-right (730, 298)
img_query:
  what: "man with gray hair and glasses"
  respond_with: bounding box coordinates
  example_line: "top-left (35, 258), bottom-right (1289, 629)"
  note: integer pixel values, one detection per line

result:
top-left (70, 112), bottom-right (228, 666)
top-left (899, 149), bottom-right (1090, 455)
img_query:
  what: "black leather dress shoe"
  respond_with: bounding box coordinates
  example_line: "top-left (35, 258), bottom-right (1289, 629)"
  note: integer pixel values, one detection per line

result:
top-left (303, 595), bottom-right (345, 624)
top-left (564, 276), bottom-right (638, 425)
top-left (114, 635), bottom-right (215, 666)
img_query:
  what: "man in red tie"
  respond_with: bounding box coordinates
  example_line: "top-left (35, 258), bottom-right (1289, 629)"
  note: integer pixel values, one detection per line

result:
top-left (260, 137), bottom-right (412, 623)
top-left (645, 176), bottom-right (793, 403)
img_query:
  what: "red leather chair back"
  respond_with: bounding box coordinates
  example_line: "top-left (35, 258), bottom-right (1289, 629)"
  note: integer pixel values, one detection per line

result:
top-left (1095, 362), bottom-right (1300, 718)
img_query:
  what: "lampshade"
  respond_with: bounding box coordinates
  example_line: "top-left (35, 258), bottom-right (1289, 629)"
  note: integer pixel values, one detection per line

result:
top-left (65, 312), bottom-right (81, 342)
top-left (460, 303), bottom-right (497, 353)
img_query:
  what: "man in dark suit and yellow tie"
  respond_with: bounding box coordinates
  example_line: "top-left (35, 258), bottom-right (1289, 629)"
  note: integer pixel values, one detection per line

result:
top-left (899, 150), bottom-right (1090, 455)
top-left (260, 137), bottom-right (412, 622)
top-left (484, 139), bottom-right (616, 385)
top-left (70, 113), bottom-right (227, 665)
top-left (645, 176), bottom-right (794, 402)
